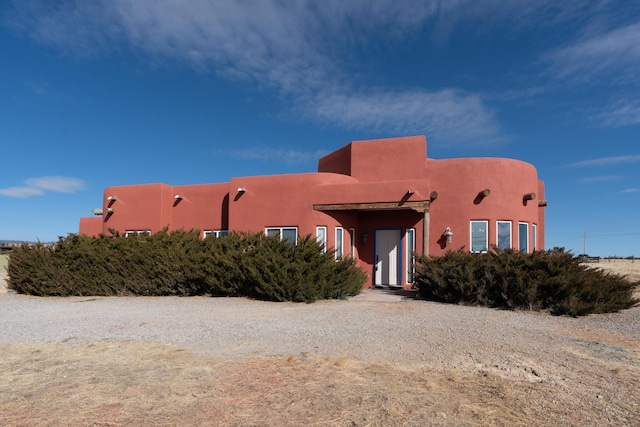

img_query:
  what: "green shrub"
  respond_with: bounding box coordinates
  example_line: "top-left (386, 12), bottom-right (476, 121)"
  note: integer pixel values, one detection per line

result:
top-left (7, 230), bottom-right (366, 302)
top-left (414, 247), bottom-right (639, 316)
top-left (238, 235), bottom-right (365, 302)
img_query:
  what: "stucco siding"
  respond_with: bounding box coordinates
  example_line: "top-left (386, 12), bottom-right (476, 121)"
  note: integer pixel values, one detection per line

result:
top-left (427, 157), bottom-right (542, 254)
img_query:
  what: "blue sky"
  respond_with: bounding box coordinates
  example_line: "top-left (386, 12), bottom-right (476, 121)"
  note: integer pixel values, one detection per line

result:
top-left (1, 0), bottom-right (639, 257)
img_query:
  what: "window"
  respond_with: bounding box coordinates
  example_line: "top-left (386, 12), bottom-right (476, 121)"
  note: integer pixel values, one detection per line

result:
top-left (532, 224), bottom-right (537, 251)
top-left (470, 221), bottom-right (488, 253)
top-left (316, 226), bottom-right (327, 253)
top-left (335, 227), bottom-right (344, 259)
top-left (203, 230), bottom-right (228, 238)
top-left (406, 228), bottom-right (416, 284)
top-left (349, 228), bottom-right (355, 258)
top-left (266, 227), bottom-right (298, 244)
top-left (125, 230), bottom-right (151, 237)
top-left (519, 222), bottom-right (529, 253)
top-left (496, 221), bottom-right (512, 250)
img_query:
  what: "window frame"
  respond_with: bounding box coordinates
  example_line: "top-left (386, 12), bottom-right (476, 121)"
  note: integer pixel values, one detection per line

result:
top-left (518, 222), bottom-right (529, 253)
top-left (496, 221), bottom-right (512, 251)
top-left (316, 226), bottom-right (327, 253)
top-left (335, 227), bottom-right (344, 260)
top-left (470, 220), bottom-right (489, 253)
top-left (124, 230), bottom-right (151, 237)
top-left (349, 227), bottom-right (356, 259)
top-left (265, 227), bottom-right (298, 244)
top-left (532, 224), bottom-right (537, 252)
top-left (203, 230), bottom-right (229, 239)
top-left (406, 228), bottom-right (416, 284)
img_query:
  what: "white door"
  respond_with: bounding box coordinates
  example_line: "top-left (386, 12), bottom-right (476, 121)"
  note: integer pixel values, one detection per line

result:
top-left (374, 229), bottom-right (401, 287)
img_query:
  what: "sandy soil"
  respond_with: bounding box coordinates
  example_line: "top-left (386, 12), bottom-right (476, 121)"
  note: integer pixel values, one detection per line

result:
top-left (0, 258), bottom-right (638, 426)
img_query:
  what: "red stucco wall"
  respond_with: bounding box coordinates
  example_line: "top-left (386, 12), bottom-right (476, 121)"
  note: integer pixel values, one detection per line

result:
top-left (100, 184), bottom-right (173, 235)
top-left (349, 136), bottom-right (429, 182)
top-left (79, 217), bottom-right (103, 237)
top-left (427, 157), bottom-right (542, 255)
top-left (171, 183), bottom-right (229, 236)
top-left (318, 144), bottom-right (352, 176)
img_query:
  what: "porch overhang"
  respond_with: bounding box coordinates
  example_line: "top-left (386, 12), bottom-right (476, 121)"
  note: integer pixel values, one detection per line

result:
top-left (313, 200), bottom-right (431, 256)
top-left (313, 200), bottom-right (429, 213)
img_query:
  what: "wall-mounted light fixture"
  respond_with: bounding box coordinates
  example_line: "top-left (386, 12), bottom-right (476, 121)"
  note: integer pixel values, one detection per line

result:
top-left (107, 196), bottom-right (117, 201)
top-left (361, 230), bottom-right (369, 245)
top-left (444, 227), bottom-right (453, 244)
top-left (237, 187), bottom-right (246, 193)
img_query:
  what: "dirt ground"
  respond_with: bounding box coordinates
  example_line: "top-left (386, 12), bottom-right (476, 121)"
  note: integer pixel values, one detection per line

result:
top-left (4, 341), bottom-right (634, 427)
top-left (0, 256), bottom-right (639, 426)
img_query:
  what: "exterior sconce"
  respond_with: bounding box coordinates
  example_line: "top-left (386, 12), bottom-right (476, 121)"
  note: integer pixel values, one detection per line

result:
top-left (174, 194), bottom-right (183, 200)
top-left (107, 196), bottom-right (117, 202)
top-left (237, 187), bottom-right (246, 193)
top-left (361, 230), bottom-right (369, 245)
top-left (444, 227), bottom-right (453, 244)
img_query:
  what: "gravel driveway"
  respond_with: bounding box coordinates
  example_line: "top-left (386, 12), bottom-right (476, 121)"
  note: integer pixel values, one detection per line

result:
top-left (1, 273), bottom-right (639, 424)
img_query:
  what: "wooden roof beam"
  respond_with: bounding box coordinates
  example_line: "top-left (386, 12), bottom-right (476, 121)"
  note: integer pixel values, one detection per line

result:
top-left (313, 201), bottom-right (429, 213)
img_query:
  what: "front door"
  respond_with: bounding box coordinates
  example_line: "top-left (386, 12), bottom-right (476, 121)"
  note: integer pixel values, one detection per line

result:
top-left (374, 229), bottom-right (401, 287)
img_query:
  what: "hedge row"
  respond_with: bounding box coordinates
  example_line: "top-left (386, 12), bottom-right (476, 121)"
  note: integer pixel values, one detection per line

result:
top-left (414, 247), bottom-right (639, 316)
top-left (7, 230), bottom-right (366, 302)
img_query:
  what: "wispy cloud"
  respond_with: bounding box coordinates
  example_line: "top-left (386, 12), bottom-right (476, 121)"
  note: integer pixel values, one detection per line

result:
top-left (225, 148), bottom-right (327, 165)
top-left (312, 89), bottom-right (504, 146)
top-left (567, 155), bottom-right (640, 168)
top-left (0, 176), bottom-right (86, 198)
top-left (545, 23), bottom-right (640, 83)
top-left (621, 188), bottom-right (640, 193)
top-left (577, 176), bottom-right (622, 183)
top-left (591, 99), bottom-right (640, 127)
top-left (8, 1), bottom-right (628, 144)
top-left (3, 0), bottom-right (512, 146)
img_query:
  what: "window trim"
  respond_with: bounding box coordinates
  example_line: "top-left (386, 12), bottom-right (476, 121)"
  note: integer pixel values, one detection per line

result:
top-left (124, 230), bottom-right (151, 237)
top-left (470, 220), bottom-right (489, 253)
top-left (265, 227), bottom-right (298, 244)
top-left (349, 227), bottom-right (356, 259)
top-left (496, 220), bottom-right (512, 251)
top-left (532, 224), bottom-right (537, 252)
top-left (335, 227), bottom-right (344, 260)
top-left (406, 228), bottom-right (416, 284)
top-left (316, 226), bottom-right (327, 253)
top-left (518, 222), bottom-right (529, 253)
top-left (203, 230), bottom-right (229, 239)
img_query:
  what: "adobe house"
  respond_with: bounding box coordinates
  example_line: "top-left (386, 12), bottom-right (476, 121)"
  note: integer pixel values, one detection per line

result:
top-left (79, 135), bottom-right (546, 289)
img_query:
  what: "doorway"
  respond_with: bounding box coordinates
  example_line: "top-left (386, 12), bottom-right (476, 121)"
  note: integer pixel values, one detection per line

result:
top-left (374, 229), bottom-right (401, 287)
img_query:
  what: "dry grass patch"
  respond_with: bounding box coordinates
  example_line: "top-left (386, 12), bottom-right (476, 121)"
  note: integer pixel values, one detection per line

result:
top-left (0, 254), bottom-right (8, 294)
top-left (0, 253), bottom-right (8, 273)
top-left (587, 259), bottom-right (640, 300)
top-left (1, 342), bottom-right (632, 426)
top-left (587, 259), bottom-right (640, 281)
